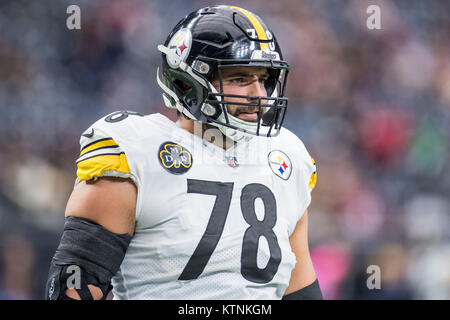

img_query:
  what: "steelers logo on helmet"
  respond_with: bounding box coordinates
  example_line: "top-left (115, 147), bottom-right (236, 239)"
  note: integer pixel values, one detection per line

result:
top-left (268, 150), bottom-right (292, 180)
top-left (158, 141), bottom-right (193, 174)
top-left (166, 28), bottom-right (192, 68)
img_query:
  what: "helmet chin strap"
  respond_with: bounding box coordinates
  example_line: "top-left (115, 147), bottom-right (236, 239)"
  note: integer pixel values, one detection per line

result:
top-left (215, 121), bottom-right (255, 143)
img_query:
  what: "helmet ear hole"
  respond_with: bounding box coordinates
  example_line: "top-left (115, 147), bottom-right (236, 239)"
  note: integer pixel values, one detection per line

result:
top-left (173, 79), bottom-right (191, 94)
top-left (164, 68), bottom-right (210, 119)
top-left (182, 82), bottom-right (191, 91)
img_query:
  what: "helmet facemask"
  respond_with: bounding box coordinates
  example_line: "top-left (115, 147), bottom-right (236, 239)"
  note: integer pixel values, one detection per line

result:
top-left (157, 47), bottom-right (289, 142)
top-left (202, 59), bottom-right (289, 141)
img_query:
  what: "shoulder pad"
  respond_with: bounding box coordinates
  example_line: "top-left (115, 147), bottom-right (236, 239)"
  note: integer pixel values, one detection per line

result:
top-left (76, 113), bottom-right (138, 182)
top-left (278, 128), bottom-right (317, 192)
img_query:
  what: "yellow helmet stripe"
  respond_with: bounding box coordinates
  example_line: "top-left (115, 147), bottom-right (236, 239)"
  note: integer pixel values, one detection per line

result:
top-left (228, 6), bottom-right (269, 51)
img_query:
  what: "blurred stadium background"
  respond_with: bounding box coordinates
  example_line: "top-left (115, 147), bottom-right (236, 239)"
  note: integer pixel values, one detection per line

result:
top-left (0, 0), bottom-right (449, 300)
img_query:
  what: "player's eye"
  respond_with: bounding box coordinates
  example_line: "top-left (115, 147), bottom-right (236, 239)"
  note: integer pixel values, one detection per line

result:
top-left (227, 77), bottom-right (251, 86)
top-left (259, 75), bottom-right (269, 83)
top-left (226, 74), bottom-right (269, 86)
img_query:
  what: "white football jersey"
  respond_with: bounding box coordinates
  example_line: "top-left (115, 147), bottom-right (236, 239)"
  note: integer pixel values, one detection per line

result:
top-left (75, 111), bottom-right (317, 300)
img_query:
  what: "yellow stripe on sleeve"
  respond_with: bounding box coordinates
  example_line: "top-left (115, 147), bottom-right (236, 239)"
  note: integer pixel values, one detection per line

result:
top-left (80, 138), bottom-right (118, 156)
top-left (309, 172), bottom-right (317, 191)
top-left (76, 153), bottom-right (131, 181)
top-left (228, 6), bottom-right (269, 51)
top-left (309, 157), bottom-right (317, 191)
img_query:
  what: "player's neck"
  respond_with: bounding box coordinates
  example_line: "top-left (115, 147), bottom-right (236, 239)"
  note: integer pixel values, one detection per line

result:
top-left (176, 117), bottom-right (236, 150)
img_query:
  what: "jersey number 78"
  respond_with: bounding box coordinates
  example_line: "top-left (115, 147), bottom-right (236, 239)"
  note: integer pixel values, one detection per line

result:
top-left (178, 179), bottom-right (281, 284)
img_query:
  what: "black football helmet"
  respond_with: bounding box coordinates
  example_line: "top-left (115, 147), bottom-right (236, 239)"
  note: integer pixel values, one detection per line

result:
top-left (157, 5), bottom-right (290, 141)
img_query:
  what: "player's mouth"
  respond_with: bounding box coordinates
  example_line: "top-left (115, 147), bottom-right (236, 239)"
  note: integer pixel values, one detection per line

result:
top-left (236, 111), bottom-right (258, 122)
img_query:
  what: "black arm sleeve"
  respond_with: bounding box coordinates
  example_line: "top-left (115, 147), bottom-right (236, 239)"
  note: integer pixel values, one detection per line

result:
top-left (45, 216), bottom-right (132, 300)
top-left (282, 279), bottom-right (323, 300)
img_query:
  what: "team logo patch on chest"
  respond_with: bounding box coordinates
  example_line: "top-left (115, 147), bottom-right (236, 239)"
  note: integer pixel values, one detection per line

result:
top-left (158, 141), bottom-right (192, 174)
top-left (268, 150), bottom-right (292, 180)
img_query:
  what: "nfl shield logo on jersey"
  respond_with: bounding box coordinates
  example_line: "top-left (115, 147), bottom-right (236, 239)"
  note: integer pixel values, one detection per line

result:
top-left (225, 156), bottom-right (239, 168)
top-left (268, 150), bottom-right (292, 180)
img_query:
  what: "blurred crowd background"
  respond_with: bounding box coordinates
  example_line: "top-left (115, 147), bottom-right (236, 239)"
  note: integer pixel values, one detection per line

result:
top-left (0, 0), bottom-right (448, 300)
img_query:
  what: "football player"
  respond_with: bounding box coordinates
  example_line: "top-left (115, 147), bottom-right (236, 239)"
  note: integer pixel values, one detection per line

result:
top-left (45, 5), bottom-right (322, 300)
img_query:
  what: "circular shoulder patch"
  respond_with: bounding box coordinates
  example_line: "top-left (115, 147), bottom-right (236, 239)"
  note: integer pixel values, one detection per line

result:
top-left (268, 150), bottom-right (292, 180)
top-left (158, 141), bottom-right (193, 174)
